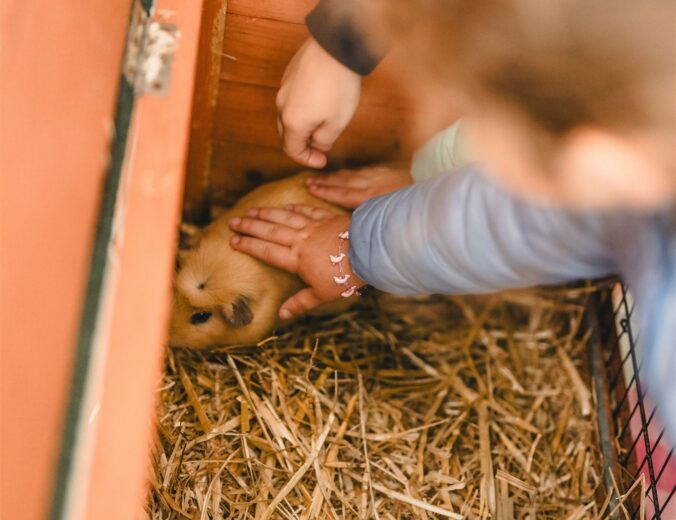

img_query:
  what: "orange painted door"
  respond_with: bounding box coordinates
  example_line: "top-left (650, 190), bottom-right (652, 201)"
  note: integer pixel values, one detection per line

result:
top-left (1, 1), bottom-right (134, 518)
top-left (1, 0), bottom-right (202, 518)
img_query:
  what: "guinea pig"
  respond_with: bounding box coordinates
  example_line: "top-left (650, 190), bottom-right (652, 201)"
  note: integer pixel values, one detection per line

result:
top-left (169, 172), bottom-right (350, 349)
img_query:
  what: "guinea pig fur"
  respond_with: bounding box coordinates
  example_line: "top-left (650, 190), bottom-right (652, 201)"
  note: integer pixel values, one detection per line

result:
top-left (169, 172), bottom-right (349, 349)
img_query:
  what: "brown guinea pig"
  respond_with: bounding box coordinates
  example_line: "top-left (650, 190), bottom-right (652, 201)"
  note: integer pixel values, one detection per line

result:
top-left (169, 172), bottom-right (349, 349)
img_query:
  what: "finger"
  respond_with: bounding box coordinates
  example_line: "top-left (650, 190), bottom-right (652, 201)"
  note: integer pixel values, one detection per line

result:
top-left (246, 207), bottom-right (311, 229)
top-left (306, 170), bottom-right (369, 190)
top-left (306, 184), bottom-right (365, 209)
top-left (229, 217), bottom-right (298, 246)
top-left (230, 235), bottom-right (298, 272)
top-left (279, 287), bottom-right (324, 319)
top-left (284, 204), bottom-right (337, 221)
top-left (281, 121), bottom-right (327, 168)
top-left (309, 121), bottom-right (342, 153)
top-left (276, 116), bottom-right (284, 139)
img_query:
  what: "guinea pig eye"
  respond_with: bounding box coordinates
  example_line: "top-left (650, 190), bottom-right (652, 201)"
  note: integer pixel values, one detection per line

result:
top-left (190, 311), bottom-right (212, 325)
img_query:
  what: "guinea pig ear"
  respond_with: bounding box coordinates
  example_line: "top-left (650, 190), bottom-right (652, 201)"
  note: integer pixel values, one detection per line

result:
top-left (220, 296), bottom-right (253, 327)
top-left (175, 250), bottom-right (190, 272)
top-left (178, 223), bottom-right (203, 251)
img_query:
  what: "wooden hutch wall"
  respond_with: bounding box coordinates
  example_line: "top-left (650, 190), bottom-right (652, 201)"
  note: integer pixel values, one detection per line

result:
top-left (183, 0), bottom-right (417, 222)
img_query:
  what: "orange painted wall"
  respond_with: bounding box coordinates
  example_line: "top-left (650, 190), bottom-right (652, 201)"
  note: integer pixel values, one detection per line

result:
top-left (0, 1), bottom-right (131, 518)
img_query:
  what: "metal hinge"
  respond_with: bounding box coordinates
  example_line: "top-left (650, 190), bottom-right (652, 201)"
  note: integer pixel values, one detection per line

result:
top-left (122, 1), bottom-right (180, 96)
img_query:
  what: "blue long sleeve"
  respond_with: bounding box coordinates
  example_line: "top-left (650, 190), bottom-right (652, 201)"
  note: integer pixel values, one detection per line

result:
top-left (349, 164), bottom-right (676, 443)
top-left (349, 165), bottom-right (618, 295)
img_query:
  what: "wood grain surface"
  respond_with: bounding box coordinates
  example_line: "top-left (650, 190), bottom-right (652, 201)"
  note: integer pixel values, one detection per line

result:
top-left (184, 0), bottom-right (418, 218)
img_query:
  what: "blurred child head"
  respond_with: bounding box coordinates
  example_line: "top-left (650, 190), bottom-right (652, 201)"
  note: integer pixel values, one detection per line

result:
top-left (377, 0), bottom-right (675, 209)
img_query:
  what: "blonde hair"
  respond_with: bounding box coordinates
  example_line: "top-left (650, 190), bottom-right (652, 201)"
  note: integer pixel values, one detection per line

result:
top-left (377, 0), bottom-right (675, 137)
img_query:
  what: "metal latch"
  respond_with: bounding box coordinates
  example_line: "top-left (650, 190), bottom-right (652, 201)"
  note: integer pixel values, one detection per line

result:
top-left (122, 1), bottom-right (180, 96)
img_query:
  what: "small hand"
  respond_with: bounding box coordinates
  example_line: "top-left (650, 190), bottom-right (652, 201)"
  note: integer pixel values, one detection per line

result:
top-left (229, 206), bottom-right (365, 319)
top-left (276, 38), bottom-right (362, 168)
top-left (306, 164), bottom-right (413, 209)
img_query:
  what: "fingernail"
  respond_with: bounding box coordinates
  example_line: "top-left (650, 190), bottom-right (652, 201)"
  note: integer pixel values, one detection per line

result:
top-left (279, 308), bottom-right (292, 320)
top-left (305, 178), bottom-right (314, 186)
top-left (230, 217), bottom-right (241, 227)
top-left (311, 157), bottom-right (326, 168)
top-left (247, 208), bottom-right (258, 217)
top-left (231, 235), bottom-right (241, 245)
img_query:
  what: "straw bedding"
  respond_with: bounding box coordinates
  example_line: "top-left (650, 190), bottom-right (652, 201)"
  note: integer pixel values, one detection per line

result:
top-left (147, 287), bottom-right (639, 519)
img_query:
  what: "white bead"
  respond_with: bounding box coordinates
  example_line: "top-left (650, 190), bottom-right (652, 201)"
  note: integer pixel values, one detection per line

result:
top-left (333, 274), bottom-right (351, 285)
top-left (329, 253), bottom-right (346, 264)
top-left (341, 286), bottom-right (357, 297)
top-left (338, 231), bottom-right (350, 240)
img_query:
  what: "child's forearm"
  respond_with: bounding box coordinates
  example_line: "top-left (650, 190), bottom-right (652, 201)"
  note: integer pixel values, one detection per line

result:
top-left (349, 165), bottom-right (618, 295)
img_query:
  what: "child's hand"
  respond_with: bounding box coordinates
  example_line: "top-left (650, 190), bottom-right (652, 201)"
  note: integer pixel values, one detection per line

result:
top-left (229, 206), bottom-right (366, 319)
top-left (276, 38), bottom-right (362, 168)
top-left (306, 165), bottom-right (413, 209)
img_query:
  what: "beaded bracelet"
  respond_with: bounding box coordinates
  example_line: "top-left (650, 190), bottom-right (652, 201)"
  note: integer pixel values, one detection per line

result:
top-left (330, 231), bottom-right (359, 297)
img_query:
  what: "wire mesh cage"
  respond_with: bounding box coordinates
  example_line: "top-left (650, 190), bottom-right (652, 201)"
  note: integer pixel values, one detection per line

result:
top-left (591, 283), bottom-right (675, 519)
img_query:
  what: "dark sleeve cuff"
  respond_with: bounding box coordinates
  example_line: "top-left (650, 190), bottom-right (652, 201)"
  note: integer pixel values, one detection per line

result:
top-left (305, 0), bottom-right (383, 76)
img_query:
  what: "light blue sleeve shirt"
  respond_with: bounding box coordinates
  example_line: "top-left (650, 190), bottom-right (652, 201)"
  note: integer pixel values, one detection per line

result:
top-left (349, 164), bottom-right (676, 442)
top-left (350, 165), bottom-right (618, 294)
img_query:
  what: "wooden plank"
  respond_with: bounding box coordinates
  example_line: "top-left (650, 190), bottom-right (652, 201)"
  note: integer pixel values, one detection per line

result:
top-left (184, 0), bottom-right (228, 223)
top-left (214, 82), bottom-right (412, 151)
top-left (210, 141), bottom-right (310, 204)
top-left (205, 9), bottom-right (422, 208)
top-left (214, 82), bottom-right (278, 144)
top-left (219, 14), bottom-right (413, 104)
top-left (220, 15), bottom-right (308, 88)
top-left (228, 0), bottom-right (315, 24)
top-left (210, 107), bottom-right (414, 201)
top-left (209, 139), bottom-right (409, 207)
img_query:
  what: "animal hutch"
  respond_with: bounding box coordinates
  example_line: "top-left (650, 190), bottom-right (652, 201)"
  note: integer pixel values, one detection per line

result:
top-left (4, 0), bottom-right (671, 518)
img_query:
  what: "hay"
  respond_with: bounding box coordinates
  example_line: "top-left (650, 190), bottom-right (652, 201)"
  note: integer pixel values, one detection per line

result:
top-left (147, 287), bottom-right (628, 519)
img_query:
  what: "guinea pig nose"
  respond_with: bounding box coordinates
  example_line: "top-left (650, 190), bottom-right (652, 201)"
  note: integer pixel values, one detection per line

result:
top-left (190, 311), bottom-right (212, 325)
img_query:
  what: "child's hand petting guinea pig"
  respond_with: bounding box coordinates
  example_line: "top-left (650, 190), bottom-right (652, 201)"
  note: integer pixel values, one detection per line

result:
top-left (230, 206), bottom-right (366, 319)
top-left (169, 172), bottom-right (351, 350)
